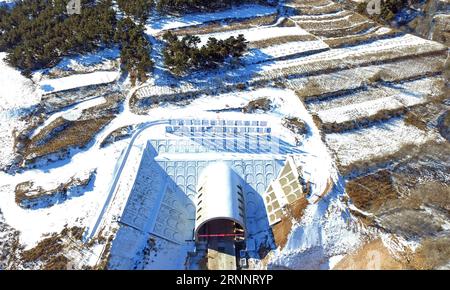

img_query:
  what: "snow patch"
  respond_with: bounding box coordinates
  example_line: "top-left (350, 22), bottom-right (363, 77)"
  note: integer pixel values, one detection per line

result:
top-left (146, 4), bottom-right (277, 35)
top-left (0, 52), bottom-right (40, 169)
top-left (38, 71), bottom-right (119, 94)
top-left (326, 119), bottom-right (439, 167)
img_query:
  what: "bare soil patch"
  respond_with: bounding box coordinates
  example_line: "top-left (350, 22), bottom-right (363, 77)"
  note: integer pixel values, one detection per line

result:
top-left (242, 97), bottom-right (272, 113)
top-left (346, 170), bottom-right (398, 213)
top-left (20, 93), bottom-right (123, 165)
top-left (15, 171), bottom-right (96, 209)
top-left (272, 196), bottom-right (308, 249)
top-left (334, 239), bottom-right (405, 269)
top-left (282, 117), bottom-right (308, 135)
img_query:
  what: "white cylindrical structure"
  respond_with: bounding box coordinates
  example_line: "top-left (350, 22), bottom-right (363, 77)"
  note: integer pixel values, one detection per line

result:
top-left (194, 162), bottom-right (246, 240)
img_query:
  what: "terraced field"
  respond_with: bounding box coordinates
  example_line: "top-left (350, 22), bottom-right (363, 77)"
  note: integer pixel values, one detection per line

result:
top-left (309, 76), bottom-right (442, 124)
top-left (135, 0), bottom-right (448, 181)
top-left (3, 0), bottom-right (446, 270)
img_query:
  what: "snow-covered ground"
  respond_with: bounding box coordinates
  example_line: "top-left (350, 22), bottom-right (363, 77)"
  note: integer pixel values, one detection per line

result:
top-left (0, 0), bottom-right (15, 8)
top-left (0, 134), bottom-right (127, 248)
top-left (29, 97), bottom-right (107, 139)
top-left (51, 47), bottom-right (120, 72)
top-left (0, 53), bottom-right (40, 169)
top-left (38, 71), bottom-right (120, 94)
top-left (325, 119), bottom-right (441, 167)
top-left (0, 53), bottom-right (121, 248)
top-left (245, 40), bottom-right (329, 64)
top-left (288, 56), bottom-right (445, 101)
top-left (196, 26), bottom-right (312, 45)
top-left (258, 34), bottom-right (445, 77)
top-left (146, 4), bottom-right (277, 35)
top-left (317, 93), bottom-right (424, 124)
top-left (265, 90), bottom-right (364, 269)
top-left (306, 76), bottom-right (443, 112)
top-left (0, 0), bottom-right (447, 270)
top-left (269, 192), bottom-right (363, 269)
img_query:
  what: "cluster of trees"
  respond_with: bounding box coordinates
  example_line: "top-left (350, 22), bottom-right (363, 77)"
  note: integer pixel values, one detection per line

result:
top-left (115, 18), bottom-right (153, 84)
top-left (162, 31), bottom-right (247, 76)
top-left (0, 0), bottom-right (117, 74)
top-left (115, 0), bottom-right (267, 17)
top-left (357, 0), bottom-right (409, 22)
top-left (155, 0), bottom-right (266, 14)
top-left (0, 0), bottom-right (153, 83)
top-left (0, 0), bottom-right (257, 81)
top-left (117, 0), bottom-right (153, 23)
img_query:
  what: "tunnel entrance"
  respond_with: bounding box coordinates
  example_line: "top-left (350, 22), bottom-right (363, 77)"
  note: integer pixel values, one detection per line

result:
top-left (195, 218), bottom-right (246, 270)
top-left (196, 218), bottom-right (245, 241)
top-left (192, 162), bottom-right (247, 269)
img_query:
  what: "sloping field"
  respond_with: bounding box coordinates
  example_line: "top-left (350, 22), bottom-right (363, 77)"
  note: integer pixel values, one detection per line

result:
top-left (287, 0), bottom-right (344, 16)
top-left (195, 26), bottom-right (313, 45)
top-left (249, 34), bottom-right (318, 49)
top-left (294, 12), bottom-right (375, 33)
top-left (311, 76), bottom-right (443, 124)
top-left (134, 1), bottom-right (446, 104)
top-left (317, 94), bottom-right (423, 125)
top-left (323, 27), bottom-right (401, 48)
top-left (289, 54), bottom-right (446, 101)
top-left (289, 1), bottom-right (400, 48)
top-left (257, 34), bottom-right (446, 81)
top-left (325, 119), bottom-right (439, 169)
top-left (268, 1), bottom-right (449, 188)
top-left (291, 10), bottom-right (351, 22)
top-left (134, 33), bottom-right (446, 103)
top-left (245, 40), bottom-right (330, 64)
top-left (164, 13), bottom-right (278, 36)
top-left (146, 4), bottom-right (277, 35)
top-left (135, 0), bottom-right (448, 211)
top-left (193, 25), bottom-right (330, 64)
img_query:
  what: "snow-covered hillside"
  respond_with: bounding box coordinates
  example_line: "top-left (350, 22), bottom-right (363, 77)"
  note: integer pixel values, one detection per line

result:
top-left (0, 53), bottom-right (39, 169)
top-left (0, 0), bottom-right (448, 270)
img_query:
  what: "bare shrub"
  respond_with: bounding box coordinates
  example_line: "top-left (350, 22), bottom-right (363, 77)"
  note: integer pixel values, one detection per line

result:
top-left (295, 79), bottom-right (324, 100)
top-left (346, 170), bottom-right (398, 213)
top-left (15, 172), bottom-right (95, 209)
top-left (43, 255), bottom-right (70, 270)
top-left (282, 117), bottom-right (308, 135)
top-left (242, 97), bottom-right (272, 113)
top-left (22, 234), bottom-right (64, 263)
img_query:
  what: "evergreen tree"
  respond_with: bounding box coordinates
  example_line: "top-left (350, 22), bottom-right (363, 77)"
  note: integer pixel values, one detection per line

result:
top-left (156, 0), bottom-right (267, 15)
top-left (117, 0), bottom-right (153, 23)
top-left (162, 31), bottom-right (247, 76)
top-left (116, 18), bottom-right (153, 84)
top-left (0, 0), bottom-right (117, 71)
